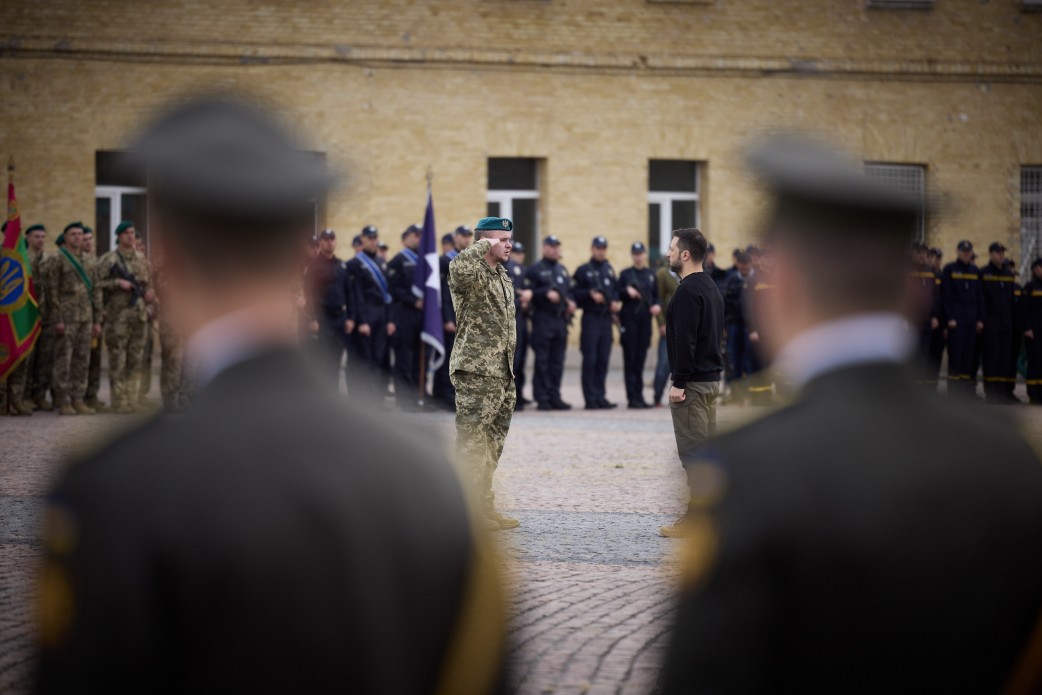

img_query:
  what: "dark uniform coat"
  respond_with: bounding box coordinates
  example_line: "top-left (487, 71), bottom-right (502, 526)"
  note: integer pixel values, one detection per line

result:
top-left (661, 362), bottom-right (1042, 694)
top-left (525, 258), bottom-right (572, 407)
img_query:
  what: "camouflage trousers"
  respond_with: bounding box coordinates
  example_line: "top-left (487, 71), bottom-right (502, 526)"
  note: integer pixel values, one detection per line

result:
top-left (4, 352), bottom-right (31, 411)
top-left (52, 321), bottom-right (92, 405)
top-left (451, 371), bottom-right (516, 511)
top-left (32, 321), bottom-right (57, 403)
top-left (85, 334), bottom-right (102, 403)
top-left (159, 320), bottom-right (191, 409)
top-left (139, 321), bottom-right (156, 401)
top-left (105, 316), bottom-right (147, 409)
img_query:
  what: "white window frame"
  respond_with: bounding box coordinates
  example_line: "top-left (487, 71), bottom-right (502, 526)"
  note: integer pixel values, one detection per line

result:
top-left (486, 163), bottom-right (541, 248)
top-left (1021, 167), bottom-right (1042, 279)
top-left (95, 185), bottom-right (147, 251)
top-left (647, 165), bottom-right (701, 259)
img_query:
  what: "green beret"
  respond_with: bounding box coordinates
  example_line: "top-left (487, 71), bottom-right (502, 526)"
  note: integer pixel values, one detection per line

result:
top-left (24, 223), bottom-right (46, 235)
top-left (55, 233), bottom-right (66, 246)
top-left (115, 220), bottom-right (135, 236)
top-left (62, 221), bottom-right (84, 234)
top-left (475, 217), bottom-right (513, 232)
top-left (82, 226), bottom-right (93, 235)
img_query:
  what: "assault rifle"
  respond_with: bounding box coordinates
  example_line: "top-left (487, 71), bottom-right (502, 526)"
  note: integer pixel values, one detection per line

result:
top-left (110, 261), bottom-right (145, 306)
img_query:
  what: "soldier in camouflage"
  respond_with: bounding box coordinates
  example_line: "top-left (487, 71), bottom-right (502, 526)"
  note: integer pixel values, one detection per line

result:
top-left (81, 227), bottom-right (106, 411)
top-left (95, 221), bottom-right (152, 413)
top-left (32, 231), bottom-right (60, 410)
top-left (448, 216), bottom-right (519, 531)
top-left (154, 255), bottom-right (192, 410)
top-left (46, 222), bottom-right (102, 415)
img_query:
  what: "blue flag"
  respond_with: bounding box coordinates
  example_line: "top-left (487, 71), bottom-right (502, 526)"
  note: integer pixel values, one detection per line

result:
top-left (413, 188), bottom-right (445, 370)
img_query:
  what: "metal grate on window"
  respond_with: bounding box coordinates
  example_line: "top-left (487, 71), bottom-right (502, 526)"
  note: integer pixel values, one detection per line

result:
top-left (864, 163), bottom-right (926, 241)
top-left (1021, 167), bottom-right (1042, 275)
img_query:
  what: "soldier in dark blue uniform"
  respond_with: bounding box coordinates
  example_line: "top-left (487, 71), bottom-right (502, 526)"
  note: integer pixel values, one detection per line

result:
top-left (1022, 258), bottom-right (1042, 404)
top-left (306, 229), bottom-right (351, 389)
top-left (618, 241), bottom-right (661, 408)
top-left (386, 224), bottom-right (423, 410)
top-left (526, 235), bottom-right (575, 410)
top-left (979, 242), bottom-right (1017, 403)
top-left (345, 225), bottom-right (391, 397)
top-left (431, 225), bottom-right (472, 410)
top-left (909, 241), bottom-right (943, 390)
top-left (505, 241), bottom-right (533, 411)
top-left (941, 240), bottom-right (985, 397)
top-left (573, 236), bottom-right (621, 409)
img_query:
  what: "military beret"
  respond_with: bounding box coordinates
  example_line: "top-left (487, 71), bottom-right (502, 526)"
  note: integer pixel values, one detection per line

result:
top-left (319, 229), bottom-right (335, 239)
top-left (989, 241), bottom-right (1007, 253)
top-left (402, 224), bottom-right (421, 239)
top-left (127, 96), bottom-right (335, 221)
top-left (63, 221), bottom-right (84, 234)
top-left (957, 240), bottom-right (973, 252)
top-left (24, 223), bottom-right (46, 235)
top-left (592, 236), bottom-right (608, 249)
top-left (115, 220), bottom-right (135, 236)
top-left (441, 233), bottom-right (454, 245)
top-left (361, 225), bottom-right (379, 238)
top-left (631, 241), bottom-right (647, 254)
top-left (454, 225), bottom-right (473, 236)
top-left (55, 233), bottom-right (66, 246)
top-left (475, 217), bottom-right (513, 232)
top-left (543, 235), bottom-right (562, 246)
top-left (512, 241), bottom-right (525, 253)
top-left (352, 235), bottom-right (363, 246)
top-left (82, 226), bottom-right (94, 236)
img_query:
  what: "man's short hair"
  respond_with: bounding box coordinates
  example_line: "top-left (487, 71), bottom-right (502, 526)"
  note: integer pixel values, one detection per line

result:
top-left (672, 228), bottom-right (708, 263)
top-left (734, 251), bottom-right (751, 265)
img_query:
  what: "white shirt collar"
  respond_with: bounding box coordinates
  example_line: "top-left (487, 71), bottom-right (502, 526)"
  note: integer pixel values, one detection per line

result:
top-left (772, 312), bottom-right (915, 389)
top-left (185, 308), bottom-right (279, 390)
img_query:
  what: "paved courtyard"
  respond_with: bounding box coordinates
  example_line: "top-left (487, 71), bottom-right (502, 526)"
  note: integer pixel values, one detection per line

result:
top-left (2, 363), bottom-right (1040, 694)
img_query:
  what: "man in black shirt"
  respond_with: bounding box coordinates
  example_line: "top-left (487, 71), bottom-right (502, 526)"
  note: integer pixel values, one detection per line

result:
top-left (662, 227), bottom-right (724, 536)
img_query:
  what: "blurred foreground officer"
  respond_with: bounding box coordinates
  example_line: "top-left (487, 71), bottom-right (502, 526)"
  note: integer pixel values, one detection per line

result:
top-left (34, 96), bottom-right (507, 695)
top-left (661, 137), bottom-right (1042, 694)
top-left (574, 236), bottom-right (621, 409)
top-left (942, 240), bottom-right (985, 397)
top-left (980, 241), bottom-right (1018, 403)
top-left (526, 236), bottom-right (575, 410)
top-left (449, 217), bottom-right (519, 531)
top-left (618, 241), bottom-right (661, 408)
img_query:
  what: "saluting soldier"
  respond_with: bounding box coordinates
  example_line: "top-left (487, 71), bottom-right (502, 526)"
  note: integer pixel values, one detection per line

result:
top-left (574, 236), bottom-right (621, 409)
top-left (942, 240), bottom-right (985, 397)
top-left (661, 135), bottom-right (1042, 695)
top-left (525, 235), bottom-right (576, 410)
top-left (449, 216), bottom-right (519, 531)
top-left (618, 241), bottom-right (661, 408)
top-left (95, 221), bottom-right (152, 413)
top-left (504, 241), bottom-right (533, 411)
top-left (345, 225), bottom-right (391, 398)
top-left (386, 224), bottom-right (423, 410)
top-left (1022, 258), bottom-right (1042, 404)
top-left (46, 222), bottom-right (101, 415)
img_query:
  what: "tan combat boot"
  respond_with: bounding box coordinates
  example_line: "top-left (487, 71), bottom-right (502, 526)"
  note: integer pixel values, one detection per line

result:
top-left (57, 401), bottom-right (77, 416)
top-left (72, 400), bottom-right (96, 415)
top-left (34, 397), bottom-right (52, 411)
top-left (489, 509), bottom-right (520, 530)
top-left (14, 401), bottom-right (34, 416)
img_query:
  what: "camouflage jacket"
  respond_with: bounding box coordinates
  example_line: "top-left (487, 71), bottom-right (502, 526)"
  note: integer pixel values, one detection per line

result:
top-left (45, 250), bottom-right (96, 325)
top-left (448, 238), bottom-right (516, 378)
top-left (95, 248), bottom-right (150, 322)
top-left (29, 249), bottom-right (47, 314)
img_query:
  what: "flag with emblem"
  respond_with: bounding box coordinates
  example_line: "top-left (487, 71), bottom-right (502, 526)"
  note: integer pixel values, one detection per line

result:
top-left (413, 186), bottom-right (445, 370)
top-left (0, 164), bottom-right (41, 380)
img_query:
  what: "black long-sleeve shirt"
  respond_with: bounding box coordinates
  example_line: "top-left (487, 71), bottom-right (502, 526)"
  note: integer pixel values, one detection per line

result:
top-left (666, 271), bottom-right (724, 388)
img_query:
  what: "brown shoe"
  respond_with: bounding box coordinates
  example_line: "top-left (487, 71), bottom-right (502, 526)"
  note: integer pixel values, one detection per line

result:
top-left (58, 402), bottom-right (77, 416)
top-left (72, 401), bottom-right (96, 415)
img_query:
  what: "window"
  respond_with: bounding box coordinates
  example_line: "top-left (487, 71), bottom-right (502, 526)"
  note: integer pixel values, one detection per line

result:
top-left (648, 160), bottom-right (701, 262)
top-left (487, 158), bottom-right (541, 255)
top-left (1022, 167), bottom-right (1042, 272)
top-left (864, 163), bottom-right (926, 242)
top-left (866, 0), bottom-right (934, 8)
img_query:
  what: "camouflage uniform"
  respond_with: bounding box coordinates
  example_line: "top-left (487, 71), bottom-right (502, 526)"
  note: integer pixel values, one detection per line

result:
top-left (448, 237), bottom-right (517, 514)
top-left (82, 252), bottom-right (104, 407)
top-left (95, 248), bottom-right (150, 410)
top-left (154, 261), bottom-right (191, 410)
top-left (32, 252), bottom-right (58, 408)
top-left (46, 250), bottom-right (98, 407)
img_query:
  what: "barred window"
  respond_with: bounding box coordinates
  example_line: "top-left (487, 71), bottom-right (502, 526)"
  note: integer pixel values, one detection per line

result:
top-left (1022, 167), bottom-right (1042, 269)
top-left (864, 162), bottom-right (926, 242)
top-left (648, 160), bottom-right (701, 263)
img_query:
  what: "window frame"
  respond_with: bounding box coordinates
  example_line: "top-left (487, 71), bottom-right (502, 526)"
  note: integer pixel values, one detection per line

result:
top-left (647, 161), bottom-right (702, 261)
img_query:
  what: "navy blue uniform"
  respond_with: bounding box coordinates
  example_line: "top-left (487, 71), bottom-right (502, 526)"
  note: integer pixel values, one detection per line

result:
top-left (574, 259), bottom-right (620, 408)
top-left (910, 264), bottom-right (943, 388)
top-left (306, 254), bottom-right (350, 387)
top-left (346, 251), bottom-right (391, 396)
top-left (618, 265), bottom-right (659, 406)
top-left (980, 261), bottom-right (1017, 401)
top-left (942, 259), bottom-right (985, 395)
top-left (386, 249), bottom-right (422, 407)
top-left (431, 254), bottom-right (457, 409)
top-left (1023, 277), bottom-right (1042, 403)
top-left (505, 259), bottom-right (531, 408)
top-left (526, 258), bottom-right (572, 407)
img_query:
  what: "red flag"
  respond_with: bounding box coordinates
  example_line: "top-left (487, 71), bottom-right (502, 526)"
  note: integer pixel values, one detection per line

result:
top-left (0, 164), bottom-right (41, 379)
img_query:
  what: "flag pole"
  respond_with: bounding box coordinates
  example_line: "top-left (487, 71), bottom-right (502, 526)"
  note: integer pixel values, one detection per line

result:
top-left (418, 166), bottom-right (433, 408)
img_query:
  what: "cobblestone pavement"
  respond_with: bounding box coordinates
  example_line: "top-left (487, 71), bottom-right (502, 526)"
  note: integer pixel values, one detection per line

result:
top-left (4, 366), bottom-right (1042, 694)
